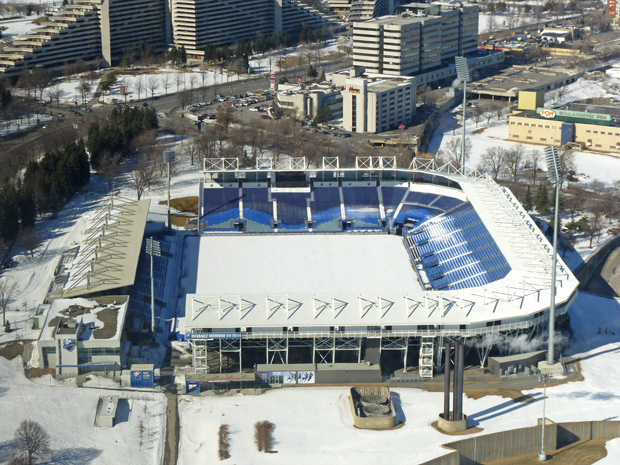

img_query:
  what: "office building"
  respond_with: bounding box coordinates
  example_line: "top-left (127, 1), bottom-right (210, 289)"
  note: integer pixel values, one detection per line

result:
top-left (352, 3), bottom-right (479, 76)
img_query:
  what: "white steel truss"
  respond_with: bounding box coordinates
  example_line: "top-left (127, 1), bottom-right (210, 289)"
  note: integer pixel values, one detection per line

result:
top-left (204, 157), bottom-right (238, 172)
top-left (356, 156), bottom-right (397, 170)
top-left (288, 157), bottom-right (307, 170)
top-left (256, 157), bottom-right (273, 170)
top-left (322, 157), bottom-right (340, 169)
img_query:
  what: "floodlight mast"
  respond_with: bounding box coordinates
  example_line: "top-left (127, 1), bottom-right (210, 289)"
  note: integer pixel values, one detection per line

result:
top-left (455, 57), bottom-right (471, 173)
top-left (145, 237), bottom-right (161, 334)
top-left (544, 146), bottom-right (563, 365)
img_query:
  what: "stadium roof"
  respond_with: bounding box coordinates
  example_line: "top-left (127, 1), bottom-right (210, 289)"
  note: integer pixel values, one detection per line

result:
top-left (49, 196), bottom-right (150, 300)
top-left (185, 166), bottom-right (579, 337)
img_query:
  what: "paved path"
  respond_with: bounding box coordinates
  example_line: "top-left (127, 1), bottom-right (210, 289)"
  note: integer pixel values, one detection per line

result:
top-left (163, 393), bottom-right (179, 465)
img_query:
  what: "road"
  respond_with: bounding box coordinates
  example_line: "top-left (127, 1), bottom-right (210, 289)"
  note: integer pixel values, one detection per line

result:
top-left (584, 244), bottom-right (620, 298)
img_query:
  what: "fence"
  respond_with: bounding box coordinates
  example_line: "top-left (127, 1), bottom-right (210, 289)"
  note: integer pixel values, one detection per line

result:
top-left (419, 420), bottom-right (620, 465)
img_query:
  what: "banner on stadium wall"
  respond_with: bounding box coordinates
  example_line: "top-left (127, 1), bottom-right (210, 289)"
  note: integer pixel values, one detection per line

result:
top-left (188, 332), bottom-right (242, 340)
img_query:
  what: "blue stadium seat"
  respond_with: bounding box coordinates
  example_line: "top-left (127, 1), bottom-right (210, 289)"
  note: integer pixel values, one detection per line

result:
top-left (410, 204), bottom-right (511, 290)
top-left (273, 192), bottom-right (310, 231)
top-left (311, 187), bottom-right (342, 232)
top-left (381, 186), bottom-right (408, 220)
top-left (128, 239), bottom-right (171, 328)
top-left (243, 188), bottom-right (275, 231)
top-left (203, 188), bottom-right (241, 230)
top-left (342, 187), bottom-right (381, 229)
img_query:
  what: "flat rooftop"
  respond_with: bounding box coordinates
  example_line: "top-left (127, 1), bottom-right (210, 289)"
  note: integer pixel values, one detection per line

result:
top-left (190, 234), bottom-right (421, 296)
top-left (39, 296), bottom-right (128, 342)
top-left (469, 66), bottom-right (576, 98)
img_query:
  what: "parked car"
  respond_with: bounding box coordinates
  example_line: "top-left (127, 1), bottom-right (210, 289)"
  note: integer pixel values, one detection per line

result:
top-left (261, 115), bottom-right (272, 120)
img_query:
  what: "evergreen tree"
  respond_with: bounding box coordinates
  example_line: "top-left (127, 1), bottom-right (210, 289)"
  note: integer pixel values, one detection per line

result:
top-left (523, 185), bottom-right (533, 212)
top-left (534, 184), bottom-right (549, 214)
top-left (319, 69), bottom-right (326, 81)
top-left (19, 187), bottom-right (36, 229)
top-left (0, 184), bottom-right (20, 242)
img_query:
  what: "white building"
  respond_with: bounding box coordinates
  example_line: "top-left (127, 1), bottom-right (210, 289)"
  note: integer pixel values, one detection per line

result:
top-left (330, 68), bottom-right (416, 133)
top-left (352, 3), bottom-right (479, 77)
top-left (37, 296), bottom-right (129, 379)
top-left (276, 82), bottom-right (343, 120)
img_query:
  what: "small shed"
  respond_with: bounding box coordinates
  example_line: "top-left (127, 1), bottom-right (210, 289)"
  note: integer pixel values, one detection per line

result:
top-left (488, 350), bottom-right (546, 376)
top-left (95, 395), bottom-right (119, 427)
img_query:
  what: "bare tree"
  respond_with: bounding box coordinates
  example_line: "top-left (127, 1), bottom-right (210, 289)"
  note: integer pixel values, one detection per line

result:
top-left (178, 90), bottom-right (191, 112)
top-left (493, 102), bottom-right (505, 121)
top-left (472, 105), bottom-right (485, 128)
top-left (0, 279), bottom-right (19, 326)
top-left (135, 76), bottom-right (144, 100)
top-left (478, 146), bottom-right (505, 180)
top-left (130, 153), bottom-right (159, 200)
top-left (146, 77), bottom-right (159, 100)
top-left (436, 136), bottom-right (471, 168)
top-left (527, 149), bottom-right (542, 186)
top-left (13, 419), bottom-right (50, 465)
top-left (200, 68), bottom-right (209, 102)
top-left (175, 72), bottom-right (184, 93)
top-left (161, 73), bottom-right (171, 95)
top-left (504, 145), bottom-right (526, 183)
top-left (48, 84), bottom-right (64, 108)
top-left (138, 420), bottom-right (145, 450)
top-left (585, 201), bottom-right (604, 248)
top-left (185, 138), bottom-right (199, 166)
top-left (189, 73), bottom-right (198, 92)
top-left (98, 151), bottom-right (123, 190)
top-left (483, 103), bottom-right (495, 124)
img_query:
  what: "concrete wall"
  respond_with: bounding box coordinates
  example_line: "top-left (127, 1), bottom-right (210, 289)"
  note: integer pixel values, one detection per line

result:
top-left (576, 236), bottom-right (620, 285)
top-left (419, 421), bottom-right (620, 465)
top-left (349, 386), bottom-right (397, 430)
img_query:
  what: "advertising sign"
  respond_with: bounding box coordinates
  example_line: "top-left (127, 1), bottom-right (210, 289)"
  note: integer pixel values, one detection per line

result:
top-left (270, 73), bottom-right (275, 90)
top-left (189, 332), bottom-right (242, 340)
top-left (349, 87), bottom-right (361, 94)
top-left (536, 108), bottom-right (611, 125)
top-left (267, 371), bottom-right (315, 384)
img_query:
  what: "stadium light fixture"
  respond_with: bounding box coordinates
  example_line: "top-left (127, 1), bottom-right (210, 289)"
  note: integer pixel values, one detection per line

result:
top-left (455, 57), bottom-right (471, 173)
top-left (544, 146), bottom-right (563, 365)
top-left (145, 237), bottom-right (161, 334)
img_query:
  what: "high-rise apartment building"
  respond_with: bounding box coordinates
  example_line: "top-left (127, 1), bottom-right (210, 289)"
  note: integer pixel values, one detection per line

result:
top-left (0, 0), bottom-right (335, 75)
top-left (352, 3), bottom-right (479, 76)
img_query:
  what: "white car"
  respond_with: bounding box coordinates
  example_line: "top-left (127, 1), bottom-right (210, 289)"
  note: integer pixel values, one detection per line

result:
top-left (249, 107), bottom-right (260, 112)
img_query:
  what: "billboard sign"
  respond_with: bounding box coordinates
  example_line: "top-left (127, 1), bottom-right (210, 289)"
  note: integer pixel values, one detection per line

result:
top-left (266, 371), bottom-right (315, 384)
top-left (189, 332), bottom-right (242, 340)
top-left (349, 87), bottom-right (361, 94)
top-left (537, 108), bottom-right (611, 125)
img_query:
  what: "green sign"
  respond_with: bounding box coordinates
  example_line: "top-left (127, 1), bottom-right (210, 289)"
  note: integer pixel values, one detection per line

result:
top-left (536, 108), bottom-right (611, 126)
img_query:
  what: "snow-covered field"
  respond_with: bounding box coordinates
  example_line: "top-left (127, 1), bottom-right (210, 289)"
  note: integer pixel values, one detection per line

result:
top-left (0, 356), bottom-right (166, 465)
top-left (176, 291), bottom-right (620, 465)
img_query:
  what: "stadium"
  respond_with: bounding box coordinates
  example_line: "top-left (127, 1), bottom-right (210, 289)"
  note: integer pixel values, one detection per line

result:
top-left (181, 155), bottom-right (579, 381)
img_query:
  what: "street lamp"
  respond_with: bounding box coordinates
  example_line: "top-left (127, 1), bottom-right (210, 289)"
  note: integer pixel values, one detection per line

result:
top-left (544, 146), bottom-right (564, 365)
top-left (455, 56), bottom-right (471, 173)
top-left (538, 373), bottom-right (550, 461)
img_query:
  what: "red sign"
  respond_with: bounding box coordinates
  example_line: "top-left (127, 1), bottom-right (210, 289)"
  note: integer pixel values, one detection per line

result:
top-left (539, 109), bottom-right (556, 119)
top-left (349, 87), bottom-right (361, 94)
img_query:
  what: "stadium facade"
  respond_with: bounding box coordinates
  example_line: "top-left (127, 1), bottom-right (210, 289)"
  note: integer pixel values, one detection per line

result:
top-left (0, 0), bottom-right (336, 75)
top-left (182, 157), bottom-right (579, 378)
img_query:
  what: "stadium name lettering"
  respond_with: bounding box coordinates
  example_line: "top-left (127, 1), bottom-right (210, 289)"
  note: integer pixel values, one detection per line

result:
top-left (349, 87), bottom-right (361, 94)
top-left (189, 333), bottom-right (242, 340)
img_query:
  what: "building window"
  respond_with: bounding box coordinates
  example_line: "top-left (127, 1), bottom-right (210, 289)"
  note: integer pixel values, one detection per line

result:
top-left (42, 347), bottom-right (56, 368)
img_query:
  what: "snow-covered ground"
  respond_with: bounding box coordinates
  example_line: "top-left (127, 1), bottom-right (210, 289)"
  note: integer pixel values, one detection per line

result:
top-left (0, 113), bottom-right (51, 138)
top-left (176, 291), bottom-right (620, 465)
top-left (0, 14), bottom-right (46, 40)
top-left (0, 355), bottom-right (166, 465)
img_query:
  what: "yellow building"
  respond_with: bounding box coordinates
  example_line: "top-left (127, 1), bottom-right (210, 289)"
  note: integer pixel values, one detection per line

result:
top-left (508, 113), bottom-right (620, 153)
top-left (517, 91), bottom-right (544, 111)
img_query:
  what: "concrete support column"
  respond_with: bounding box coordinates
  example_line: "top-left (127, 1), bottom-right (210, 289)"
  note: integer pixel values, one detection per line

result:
top-left (443, 341), bottom-right (451, 420)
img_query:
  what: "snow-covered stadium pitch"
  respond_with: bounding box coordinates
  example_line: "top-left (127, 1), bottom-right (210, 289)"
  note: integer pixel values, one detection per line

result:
top-left (181, 160), bottom-right (580, 374)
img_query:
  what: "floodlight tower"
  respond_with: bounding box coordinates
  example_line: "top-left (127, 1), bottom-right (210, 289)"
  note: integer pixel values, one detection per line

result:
top-left (455, 57), bottom-right (471, 173)
top-left (164, 150), bottom-right (176, 232)
top-left (145, 237), bottom-right (161, 334)
top-left (544, 146), bottom-right (564, 365)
